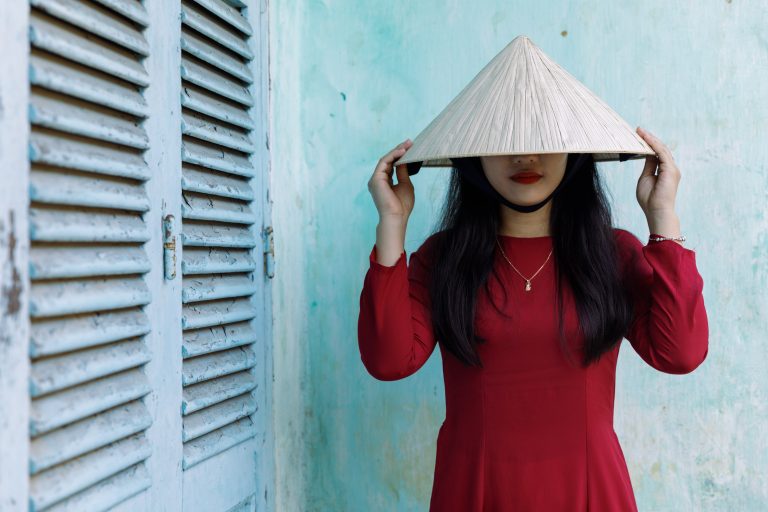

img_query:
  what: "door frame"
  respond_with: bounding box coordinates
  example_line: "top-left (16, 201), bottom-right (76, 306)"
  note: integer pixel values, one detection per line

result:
top-left (0, 1), bottom-right (32, 509)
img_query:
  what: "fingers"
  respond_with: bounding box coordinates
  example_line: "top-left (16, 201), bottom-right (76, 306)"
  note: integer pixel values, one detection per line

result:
top-left (374, 139), bottom-right (412, 178)
top-left (640, 154), bottom-right (659, 178)
top-left (395, 161), bottom-right (411, 185)
top-left (636, 127), bottom-right (674, 165)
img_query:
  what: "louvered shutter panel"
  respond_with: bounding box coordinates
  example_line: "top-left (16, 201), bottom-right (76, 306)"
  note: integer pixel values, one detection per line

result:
top-left (179, 0), bottom-right (260, 470)
top-left (27, 1), bottom-right (154, 510)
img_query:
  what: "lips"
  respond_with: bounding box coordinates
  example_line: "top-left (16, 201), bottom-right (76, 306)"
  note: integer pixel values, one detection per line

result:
top-left (510, 170), bottom-right (542, 178)
top-left (509, 170), bottom-right (543, 184)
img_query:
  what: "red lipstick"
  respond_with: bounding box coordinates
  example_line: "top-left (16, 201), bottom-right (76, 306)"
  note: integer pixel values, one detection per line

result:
top-left (510, 171), bottom-right (542, 184)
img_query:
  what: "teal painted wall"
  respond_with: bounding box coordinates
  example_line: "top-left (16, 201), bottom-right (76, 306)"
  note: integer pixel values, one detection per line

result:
top-left (270, 1), bottom-right (768, 510)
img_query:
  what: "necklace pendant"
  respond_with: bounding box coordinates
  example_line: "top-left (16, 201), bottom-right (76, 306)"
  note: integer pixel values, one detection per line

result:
top-left (525, 280), bottom-right (532, 292)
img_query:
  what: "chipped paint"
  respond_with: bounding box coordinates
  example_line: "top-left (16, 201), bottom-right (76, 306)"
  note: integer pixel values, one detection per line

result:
top-left (2, 211), bottom-right (22, 317)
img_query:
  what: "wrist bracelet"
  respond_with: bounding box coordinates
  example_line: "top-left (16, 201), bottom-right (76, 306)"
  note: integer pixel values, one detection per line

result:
top-left (648, 233), bottom-right (686, 243)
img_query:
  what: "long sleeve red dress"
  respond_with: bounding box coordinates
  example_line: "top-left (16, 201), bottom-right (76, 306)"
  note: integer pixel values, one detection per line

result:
top-left (357, 228), bottom-right (709, 511)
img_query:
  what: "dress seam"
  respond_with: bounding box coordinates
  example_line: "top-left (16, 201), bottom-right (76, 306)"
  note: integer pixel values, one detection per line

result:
top-left (481, 371), bottom-right (487, 512)
top-left (584, 368), bottom-right (590, 512)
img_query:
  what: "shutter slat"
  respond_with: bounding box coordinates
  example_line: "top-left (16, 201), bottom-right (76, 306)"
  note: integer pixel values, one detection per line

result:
top-left (31, 0), bottom-right (149, 55)
top-left (29, 433), bottom-right (151, 511)
top-left (30, 246), bottom-right (150, 280)
top-left (180, 223), bottom-right (257, 248)
top-left (189, 0), bottom-right (252, 36)
top-left (182, 417), bottom-right (254, 470)
top-left (180, 56), bottom-right (253, 107)
top-left (182, 346), bottom-right (257, 385)
top-left (30, 277), bottom-right (150, 318)
top-left (29, 131), bottom-right (150, 180)
top-left (42, 463), bottom-right (151, 512)
top-left (182, 194), bottom-right (255, 224)
top-left (182, 298), bottom-right (256, 330)
top-left (181, 138), bottom-right (254, 177)
top-left (30, 92), bottom-right (150, 148)
top-left (181, 4), bottom-right (253, 59)
top-left (30, 208), bottom-right (149, 243)
top-left (182, 370), bottom-right (257, 414)
top-left (181, 85), bottom-right (255, 129)
top-left (183, 322), bottom-right (258, 358)
top-left (30, 400), bottom-right (152, 474)
top-left (30, 13), bottom-right (149, 86)
top-left (30, 339), bottom-right (151, 396)
top-left (182, 248), bottom-right (256, 275)
top-left (30, 309), bottom-right (150, 357)
top-left (92, 0), bottom-right (149, 27)
top-left (182, 112), bottom-right (255, 152)
top-left (30, 369), bottom-right (151, 436)
top-left (30, 168), bottom-right (150, 211)
top-left (182, 167), bottom-right (253, 200)
top-left (30, 54), bottom-right (149, 117)
top-left (182, 274), bottom-right (256, 303)
top-left (180, 28), bottom-right (251, 84)
top-left (182, 393), bottom-right (256, 442)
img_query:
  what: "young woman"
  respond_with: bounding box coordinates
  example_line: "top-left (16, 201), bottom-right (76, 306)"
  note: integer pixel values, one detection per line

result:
top-left (357, 127), bottom-right (709, 511)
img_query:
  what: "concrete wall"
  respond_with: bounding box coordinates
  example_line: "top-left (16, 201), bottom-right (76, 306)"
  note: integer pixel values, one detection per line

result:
top-left (269, 1), bottom-right (768, 510)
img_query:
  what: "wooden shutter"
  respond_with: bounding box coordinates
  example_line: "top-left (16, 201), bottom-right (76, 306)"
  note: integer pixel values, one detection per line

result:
top-left (179, 0), bottom-right (260, 472)
top-left (27, 1), bottom-right (154, 510)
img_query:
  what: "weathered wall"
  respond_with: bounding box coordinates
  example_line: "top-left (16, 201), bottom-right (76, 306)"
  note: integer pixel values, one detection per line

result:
top-left (269, 1), bottom-right (768, 510)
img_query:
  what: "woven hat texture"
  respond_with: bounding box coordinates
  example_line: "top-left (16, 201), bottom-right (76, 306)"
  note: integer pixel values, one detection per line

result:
top-left (394, 35), bottom-right (655, 170)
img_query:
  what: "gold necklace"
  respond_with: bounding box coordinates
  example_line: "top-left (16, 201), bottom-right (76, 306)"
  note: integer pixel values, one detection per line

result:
top-left (495, 237), bottom-right (553, 292)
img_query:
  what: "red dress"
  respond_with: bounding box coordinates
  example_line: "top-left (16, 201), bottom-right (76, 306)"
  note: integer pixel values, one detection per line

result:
top-left (357, 228), bottom-right (709, 511)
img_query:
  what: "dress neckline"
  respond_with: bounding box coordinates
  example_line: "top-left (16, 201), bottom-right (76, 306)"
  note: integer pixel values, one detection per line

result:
top-left (497, 234), bottom-right (552, 240)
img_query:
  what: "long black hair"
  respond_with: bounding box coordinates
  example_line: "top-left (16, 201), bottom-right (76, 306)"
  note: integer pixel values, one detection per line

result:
top-left (427, 153), bottom-right (635, 368)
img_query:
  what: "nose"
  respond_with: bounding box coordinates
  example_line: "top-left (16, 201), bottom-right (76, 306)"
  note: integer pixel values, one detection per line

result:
top-left (512, 154), bottom-right (539, 165)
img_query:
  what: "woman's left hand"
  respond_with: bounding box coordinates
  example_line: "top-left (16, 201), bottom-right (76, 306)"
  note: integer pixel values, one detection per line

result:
top-left (635, 127), bottom-right (684, 244)
top-left (635, 126), bottom-right (681, 216)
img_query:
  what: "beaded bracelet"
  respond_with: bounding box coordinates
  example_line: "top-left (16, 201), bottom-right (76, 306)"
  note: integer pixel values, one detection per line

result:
top-left (648, 233), bottom-right (686, 243)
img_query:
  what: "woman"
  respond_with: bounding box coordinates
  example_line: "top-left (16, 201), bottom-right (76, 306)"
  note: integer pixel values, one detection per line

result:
top-left (357, 127), bottom-right (709, 511)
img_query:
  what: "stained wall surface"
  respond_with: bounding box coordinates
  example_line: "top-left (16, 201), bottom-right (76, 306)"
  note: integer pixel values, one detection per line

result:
top-left (269, 1), bottom-right (768, 510)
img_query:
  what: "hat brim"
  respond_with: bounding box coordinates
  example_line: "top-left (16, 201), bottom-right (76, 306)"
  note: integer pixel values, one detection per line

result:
top-left (400, 150), bottom-right (654, 176)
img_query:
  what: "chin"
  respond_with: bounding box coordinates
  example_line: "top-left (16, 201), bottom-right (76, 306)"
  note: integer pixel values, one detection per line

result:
top-left (501, 195), bottom-right (547, 206)
top-left (503, 187), bottom-right (550, 202)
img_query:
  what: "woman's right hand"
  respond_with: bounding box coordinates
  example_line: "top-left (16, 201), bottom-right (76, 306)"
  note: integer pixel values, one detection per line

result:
top-left (367, 139), bottom-right (415, 224)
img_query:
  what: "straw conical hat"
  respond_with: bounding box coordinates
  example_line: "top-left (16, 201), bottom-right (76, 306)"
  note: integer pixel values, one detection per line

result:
top-left (394, 35), bottom-right (655, 173)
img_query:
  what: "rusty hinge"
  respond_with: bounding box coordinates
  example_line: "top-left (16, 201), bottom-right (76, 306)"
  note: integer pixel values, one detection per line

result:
top-left (163, 214), bottom-right (177, 280)
top-left (262, 225), bottom-right (274, 279)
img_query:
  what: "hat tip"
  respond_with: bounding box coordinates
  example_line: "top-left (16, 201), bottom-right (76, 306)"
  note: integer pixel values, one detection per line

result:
top-left (509, 35), bottom-right (534, 48)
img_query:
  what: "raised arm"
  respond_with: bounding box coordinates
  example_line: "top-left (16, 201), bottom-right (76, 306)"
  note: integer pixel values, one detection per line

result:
top-left (617, 228), bottom-right (709, 374)
top-left (357, 237), bottom-right (438, 381)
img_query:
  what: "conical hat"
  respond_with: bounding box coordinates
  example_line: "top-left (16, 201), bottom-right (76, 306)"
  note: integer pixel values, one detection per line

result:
top-left (394, 35), bottom-right (654, 172)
